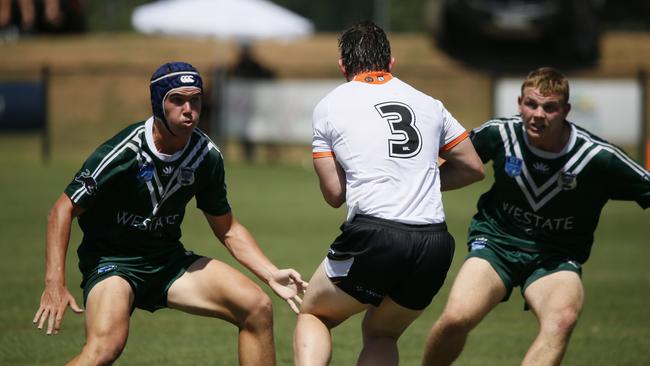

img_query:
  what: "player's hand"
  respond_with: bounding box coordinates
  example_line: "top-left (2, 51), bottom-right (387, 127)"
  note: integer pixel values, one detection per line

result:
top-left (268, 269), bottom-right (308, 314)
top-left (33, 283), bottom-right (84, 335)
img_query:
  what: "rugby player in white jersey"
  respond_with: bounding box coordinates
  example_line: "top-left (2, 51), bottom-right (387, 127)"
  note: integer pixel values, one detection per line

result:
top-left (32, 61), bottom-right (307, 365)
top-left (293, 21), bottom-right (485, 366)
top-left (422, 67), bottom-right (650, 366)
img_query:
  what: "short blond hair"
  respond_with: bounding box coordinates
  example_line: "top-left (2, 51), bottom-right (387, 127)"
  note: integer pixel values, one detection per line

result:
top-left (521, 67), bottom-right (570, 104)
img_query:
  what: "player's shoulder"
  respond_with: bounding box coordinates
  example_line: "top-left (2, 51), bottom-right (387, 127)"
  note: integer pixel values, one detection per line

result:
top-left (92, 121), bottom-right (146, 158)
top-left (191, 127), bottom-right (225, 163)
top-left (473, 115), bottom-right (522, 134)
top-left (571, 122), bottom-right (645, 170)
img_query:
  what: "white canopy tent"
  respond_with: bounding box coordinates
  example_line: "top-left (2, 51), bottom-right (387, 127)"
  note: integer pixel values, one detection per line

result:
top-left (132, 0), bottom-right (314, 42)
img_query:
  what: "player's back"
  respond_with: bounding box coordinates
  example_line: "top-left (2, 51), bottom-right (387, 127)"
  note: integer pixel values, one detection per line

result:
top-left (313, 74), bottom-right (465, 224)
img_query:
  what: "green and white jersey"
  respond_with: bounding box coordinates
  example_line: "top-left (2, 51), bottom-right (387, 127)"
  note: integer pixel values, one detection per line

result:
top-left (469, 116), bottom-right (650, 262)
top-left (65, 117), bottom-right (230, 256)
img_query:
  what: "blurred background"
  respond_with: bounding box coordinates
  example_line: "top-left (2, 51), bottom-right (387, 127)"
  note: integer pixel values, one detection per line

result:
top-left (1, 0), bottom-right (650, 165)
top-left (1, 2), bottom-right (650, 365)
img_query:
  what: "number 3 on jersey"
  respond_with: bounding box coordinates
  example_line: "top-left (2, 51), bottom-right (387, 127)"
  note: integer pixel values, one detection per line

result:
top-left (375, 102), bottom-right (422, 158)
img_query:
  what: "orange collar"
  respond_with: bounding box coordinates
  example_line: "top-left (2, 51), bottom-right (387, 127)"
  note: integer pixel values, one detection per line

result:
top-left (352, 72), bottom-right (393, 84)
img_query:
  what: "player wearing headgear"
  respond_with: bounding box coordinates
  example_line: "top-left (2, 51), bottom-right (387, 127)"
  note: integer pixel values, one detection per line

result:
top-left (33, 61), bottom-right (307, 365)
top-left (293, 21), bottom-right (484, 365)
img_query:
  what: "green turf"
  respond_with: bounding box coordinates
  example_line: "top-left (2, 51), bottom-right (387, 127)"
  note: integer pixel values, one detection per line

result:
top-left (1, 144), bottom-right (649, 365)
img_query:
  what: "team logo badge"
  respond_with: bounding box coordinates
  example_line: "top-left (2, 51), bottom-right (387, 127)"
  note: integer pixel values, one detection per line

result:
top-left (558, 172), bottom-right (577, 190)
top-left (179, 167), bottom-right (195, 186)
top-left (137, 163), bottom-right (154, 182)
top-left (504, 156), bottom-right (522, 177)
top-left (74, 169), bottom-right (98, 195)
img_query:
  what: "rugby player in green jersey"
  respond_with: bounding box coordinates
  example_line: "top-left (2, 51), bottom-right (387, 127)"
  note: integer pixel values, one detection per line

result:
top-left (423, 67), bottom-right (650, 366)
top-left (32, 61), bottom-right (307, 366)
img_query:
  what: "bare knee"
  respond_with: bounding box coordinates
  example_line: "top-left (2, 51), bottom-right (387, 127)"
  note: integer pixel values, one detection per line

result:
top-left (239, 290), bottom-right (273, 332)
top-left (81, 336), bottom-right (127, 365)
top-left (436, 308), bottom-right (480, 335)
top-left (542, 308), bottom-right (580, 337)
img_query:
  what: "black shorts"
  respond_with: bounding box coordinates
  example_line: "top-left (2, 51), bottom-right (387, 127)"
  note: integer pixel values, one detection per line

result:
top-left (324, 214), bottom-right (455, 310)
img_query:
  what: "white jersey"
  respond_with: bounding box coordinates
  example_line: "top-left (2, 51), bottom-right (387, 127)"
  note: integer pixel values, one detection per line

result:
top-left (312, 72), bottom-right (468, 224)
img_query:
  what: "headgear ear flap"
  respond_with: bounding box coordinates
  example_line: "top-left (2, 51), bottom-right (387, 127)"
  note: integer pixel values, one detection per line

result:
top-left (150, 62), bottom-right (204, 136)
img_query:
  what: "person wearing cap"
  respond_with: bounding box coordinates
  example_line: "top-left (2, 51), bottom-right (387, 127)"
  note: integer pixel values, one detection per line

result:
top-left (32, 61), bottom-right (307, 365)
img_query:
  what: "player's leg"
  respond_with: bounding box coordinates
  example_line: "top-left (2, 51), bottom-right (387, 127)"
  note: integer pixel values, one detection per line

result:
top-left (167, 257), bottom-right (275, 366)
top-left (293, 261), bottom-right (368, 366)
top-left (422, 257), bottom-right (507, 366)
top-left (357, 297), bottom-right (422, 366)
top-left (68, 276), bottom-right (134, 365)
top-left (522, 270), bottom-right (583, 366)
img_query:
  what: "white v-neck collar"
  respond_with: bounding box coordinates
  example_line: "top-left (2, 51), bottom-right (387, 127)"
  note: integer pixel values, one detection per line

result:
top-left (523, 122), bottom-right (576, 159)
top-left (144, 117), bottom-right (189, 162)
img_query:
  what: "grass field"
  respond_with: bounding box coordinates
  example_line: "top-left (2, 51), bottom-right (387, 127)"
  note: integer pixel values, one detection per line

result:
top-left (1, 141), bottom-right (649, 365)
top-left (1, 30), bottom-right (650, 365)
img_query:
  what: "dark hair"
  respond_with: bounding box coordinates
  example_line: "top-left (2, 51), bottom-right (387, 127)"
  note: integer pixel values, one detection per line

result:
top-left (338, 21), bottom-right (391, 77)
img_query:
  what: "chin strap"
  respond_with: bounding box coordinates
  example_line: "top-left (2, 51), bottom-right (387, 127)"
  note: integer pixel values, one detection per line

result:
top-left (162, 118), bottom-right (176, 137)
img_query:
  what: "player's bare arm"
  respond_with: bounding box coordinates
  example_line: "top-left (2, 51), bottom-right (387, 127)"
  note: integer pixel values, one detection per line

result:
top-left (204, 212), bottom-right (307, 313)
top-left (439, 138), bottom-right (484, 191)
top-left (313, 156), bottom-right (346, 208)
top-left (33, 194), bottom-right (85, 334)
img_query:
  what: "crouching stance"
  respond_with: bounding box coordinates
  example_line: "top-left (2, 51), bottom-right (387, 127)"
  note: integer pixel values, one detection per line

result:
top-left (33, 61), bottom-right (306, 365)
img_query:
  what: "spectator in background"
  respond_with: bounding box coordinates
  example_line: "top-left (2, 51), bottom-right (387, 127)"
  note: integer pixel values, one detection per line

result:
top-left (1, 0), bottom-right (84, 37)
top-left (229, 42), bottom-right (276, 163)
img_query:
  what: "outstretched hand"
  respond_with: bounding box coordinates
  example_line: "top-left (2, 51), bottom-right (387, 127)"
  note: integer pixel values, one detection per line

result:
top-left (33, 283), bottom-right (84, 335)
top-left (268, 269), bottom-right (308, 314)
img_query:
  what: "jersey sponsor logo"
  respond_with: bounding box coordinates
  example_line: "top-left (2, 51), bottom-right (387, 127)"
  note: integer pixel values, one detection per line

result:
top-left (179, 75), bottom-right (195, 83)
top-left (558, 172), bottom-right (577, 190)
top-left (137, 163), bottom-right (154, 182)
top-left (162, 166), bottom-right (174, 176)
top-left (116, 210), bottom-right (181, 231)
top-left (504, 156), bottom-right (522, 177)
top-left (74, 169), bottom-right (98, 196)
top-left (532, 161), bottom-right (550, 173)
top-left (179, 167), bottom-right (195, 186)
top-left (502, 201), bottom-right (575, 231)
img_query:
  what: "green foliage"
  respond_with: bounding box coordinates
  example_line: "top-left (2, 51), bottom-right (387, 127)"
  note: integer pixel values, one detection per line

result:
top-left (1, 152), bottom-right (649, 365)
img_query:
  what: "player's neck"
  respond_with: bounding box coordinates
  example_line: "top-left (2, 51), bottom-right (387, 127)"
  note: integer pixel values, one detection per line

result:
top-left (152, 120), bottom-right (191, 155)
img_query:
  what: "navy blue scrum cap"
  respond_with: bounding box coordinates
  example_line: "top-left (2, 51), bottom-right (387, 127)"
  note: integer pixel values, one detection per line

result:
top-left (149, 61), bottom-right (203, 126)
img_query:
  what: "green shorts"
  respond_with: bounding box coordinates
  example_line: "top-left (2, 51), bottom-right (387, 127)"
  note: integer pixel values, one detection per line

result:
top-left (78, 243), bottom-right (202, 312)
top-left (466, 236), bottom-right (582, 302)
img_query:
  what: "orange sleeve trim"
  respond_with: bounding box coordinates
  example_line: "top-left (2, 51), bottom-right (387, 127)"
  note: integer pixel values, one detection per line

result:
top-left (439, 131), bottom-right (469, 152)
top-left (313, 151), bottom-right (335, 159)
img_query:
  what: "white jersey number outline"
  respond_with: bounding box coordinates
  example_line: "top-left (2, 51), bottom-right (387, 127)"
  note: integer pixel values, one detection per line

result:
top-left (375, 102), bottom-right (422, 158)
